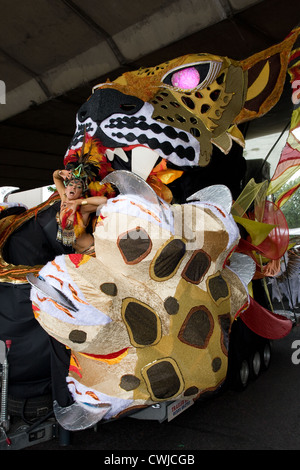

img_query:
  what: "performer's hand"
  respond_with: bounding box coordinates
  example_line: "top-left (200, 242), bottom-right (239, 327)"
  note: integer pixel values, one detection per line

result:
top-left (59, 169), bottom-right (72, 180)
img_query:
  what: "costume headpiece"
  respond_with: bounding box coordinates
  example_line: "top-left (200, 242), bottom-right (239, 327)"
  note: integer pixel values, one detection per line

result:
top-left (64, 166), bottom-right (89, 193)
top-left (64, 127), bottom-right (103, 193)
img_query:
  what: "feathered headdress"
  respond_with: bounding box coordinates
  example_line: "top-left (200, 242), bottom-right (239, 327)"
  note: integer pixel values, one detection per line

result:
top-left (63, 127), bottom-right (116, 198)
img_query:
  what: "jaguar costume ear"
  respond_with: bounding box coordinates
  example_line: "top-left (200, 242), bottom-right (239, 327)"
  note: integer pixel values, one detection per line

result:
top-left (186, 184), bottom-right (233, 214)
top-left (235, 27), bottom-right (300, 124)
top-left (102, 170), bottom-right (163, 206)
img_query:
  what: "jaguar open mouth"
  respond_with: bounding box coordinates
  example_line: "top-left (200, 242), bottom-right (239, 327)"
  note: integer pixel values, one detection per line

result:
top-left (105, 145), bottom-right (161, 180)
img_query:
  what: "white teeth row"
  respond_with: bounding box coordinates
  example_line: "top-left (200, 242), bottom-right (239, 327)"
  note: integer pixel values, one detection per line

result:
top-left (105, 146), bottom-right (159, 181)
top-left (132, 147), bottom-right (159, 181)
top-left (101, 102), bottom-right (199, 167)
top-left (106, 147), bottom-right (128, 162)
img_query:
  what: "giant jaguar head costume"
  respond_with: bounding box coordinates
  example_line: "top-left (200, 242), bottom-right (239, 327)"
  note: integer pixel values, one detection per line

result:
top-left (64, 30), bottom-right (298, 199)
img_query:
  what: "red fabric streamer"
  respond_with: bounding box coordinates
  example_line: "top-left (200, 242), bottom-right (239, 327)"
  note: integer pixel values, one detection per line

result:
top-left (240, 296), bottom-right (292, 339)
top-left (255, 201), bottom-right (289, 260)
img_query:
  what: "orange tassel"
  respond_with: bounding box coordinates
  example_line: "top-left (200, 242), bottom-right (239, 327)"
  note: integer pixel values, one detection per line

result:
top-left (61, 208), bottom-right (73, 230)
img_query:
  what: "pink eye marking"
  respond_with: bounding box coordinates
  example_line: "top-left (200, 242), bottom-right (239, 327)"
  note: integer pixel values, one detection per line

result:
top-left (171, 67), bottom-right (200, 89)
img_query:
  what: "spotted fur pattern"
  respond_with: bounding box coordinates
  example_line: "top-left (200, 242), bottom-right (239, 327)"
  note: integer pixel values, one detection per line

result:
top-left (31, 193), bottom-right (249, 422)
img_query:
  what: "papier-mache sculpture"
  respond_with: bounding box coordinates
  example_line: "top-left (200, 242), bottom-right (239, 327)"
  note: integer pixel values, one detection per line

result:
top-left (30, 172), bottom-right (253, 429)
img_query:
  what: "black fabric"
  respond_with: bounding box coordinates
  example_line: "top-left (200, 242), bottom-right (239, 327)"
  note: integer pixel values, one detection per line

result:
top-left (0, 206), bottom-right (26, 219)
top-left (0, 282), bottom-right (51, 398)
top-left (167, 141), bottom-right (247, 203)
top-left (48, 337), bottom-right (73, 408)
top-left (3, 201), bottom-right (73, 266)
top-left (0, 202), bottom-right (73, 399)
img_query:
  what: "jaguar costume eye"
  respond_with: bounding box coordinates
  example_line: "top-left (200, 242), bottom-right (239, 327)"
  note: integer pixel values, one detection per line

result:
top-left (170, 67), bottom-right (200, 89)
top-left (162, 61), bottom-right (223, 91)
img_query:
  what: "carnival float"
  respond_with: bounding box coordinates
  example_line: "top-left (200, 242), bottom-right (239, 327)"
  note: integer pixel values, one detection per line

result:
top-left (0, 26), bottom-right (300, 435)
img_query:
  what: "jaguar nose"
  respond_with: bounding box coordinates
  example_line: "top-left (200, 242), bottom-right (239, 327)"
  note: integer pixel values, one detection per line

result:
top-left (78, 109), bottom-right (88, 121)
top-left (77, 88), bottom-right (144, 123)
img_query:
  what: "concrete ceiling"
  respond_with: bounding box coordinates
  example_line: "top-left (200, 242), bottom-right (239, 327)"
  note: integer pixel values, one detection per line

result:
top-left (0, 0), bottom-right (299, 192)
